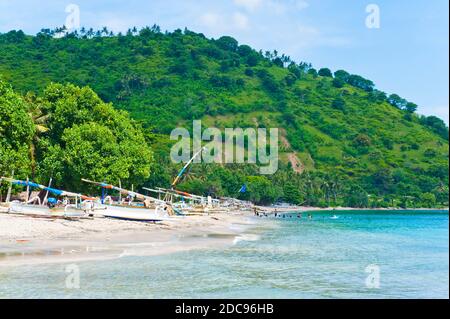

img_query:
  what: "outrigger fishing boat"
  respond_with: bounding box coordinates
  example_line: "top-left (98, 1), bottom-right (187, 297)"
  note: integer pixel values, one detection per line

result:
top-left (143, 147), bottom-right (227, 215)
top-left (0, 177), bottom-right (99, 218)
top-left (81, 179), bottom-right (176, 222)
top-left (144, 186), bottom-right (226, 215)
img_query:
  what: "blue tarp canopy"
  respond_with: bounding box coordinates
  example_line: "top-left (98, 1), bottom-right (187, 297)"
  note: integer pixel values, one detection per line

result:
top-left (11, 179), bottom-right (64, 196)
top-left (12, 180), bottom-right (41, 188)
top-left (43, 187), bottom-right (64, 196)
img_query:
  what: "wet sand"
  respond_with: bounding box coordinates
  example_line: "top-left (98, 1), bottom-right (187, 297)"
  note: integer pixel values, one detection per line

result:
top-left (0, 211), bottom-right (258, 266)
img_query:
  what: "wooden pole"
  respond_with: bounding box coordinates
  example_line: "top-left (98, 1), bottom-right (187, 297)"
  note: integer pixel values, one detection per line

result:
top-left (25, 176), bottom-right (30, 203)
top-left (118, 179), bottom-right (122, 203)
top-left (6, 170), bottom-right (14, 203)
top-left (130, 184), bottom-right (134, 205)
top-left (43, 177), bottom-right (52, 205)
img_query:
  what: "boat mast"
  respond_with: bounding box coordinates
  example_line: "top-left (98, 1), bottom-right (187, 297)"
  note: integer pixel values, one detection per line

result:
top-left (171, 147), bottom-right (205, 189)
top-left (166, 147), bottom-right (205, 202)
top-left (6, 170), bottom-right (14, 203)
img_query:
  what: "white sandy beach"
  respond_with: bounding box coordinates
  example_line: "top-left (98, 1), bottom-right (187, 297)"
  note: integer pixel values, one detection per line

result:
top-left (0, 205), bottom-right (324, 243)
top-left (0, 210), bottom-right (261, 266)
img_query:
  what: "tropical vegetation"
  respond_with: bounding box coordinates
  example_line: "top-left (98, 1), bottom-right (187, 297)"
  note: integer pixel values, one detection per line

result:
top-left (0, 27), bottom-right (448, 208)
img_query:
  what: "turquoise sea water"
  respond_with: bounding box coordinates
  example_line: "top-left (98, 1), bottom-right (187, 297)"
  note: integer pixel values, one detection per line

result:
top-left (0, 210), bottom-right (448, 298)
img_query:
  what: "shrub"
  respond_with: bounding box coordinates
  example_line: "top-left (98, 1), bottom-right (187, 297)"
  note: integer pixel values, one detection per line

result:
top-left (318, 68), bottom-right (333, 77)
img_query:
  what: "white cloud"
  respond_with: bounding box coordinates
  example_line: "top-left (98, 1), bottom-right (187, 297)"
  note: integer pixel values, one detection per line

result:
top-left (266, 0), bottom-right (287, 15)
top-left (199, 12), bottom-right (221, 28)
top-left (295, 0), bottom-right (309, 10)
top-left (198, 11), bottom-right (249, 33)
top-left (234, 0), bottom-right (308, 13)
top-left (297, 25), bottom-right (319, 37)
top-left (234, 0), bottom-right (262, 11)
top-left (233, 12), bottom-right (249, 29)
top-left (293, 24), bottom-right (351, 49)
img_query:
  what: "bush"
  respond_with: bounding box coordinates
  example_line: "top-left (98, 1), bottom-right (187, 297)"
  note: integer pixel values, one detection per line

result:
top-left (332, 78), bottom-right (345, 88)
top-left (420, 116), bottom-right (449, 140)
top-left (334, 70), bottom-right (350, 81)
top-left (347, 74), bottom-right (374, 92)
top-left (209, 75), bottom-right (233, 89)
top-left (331, 97), bottom-right (346, 111)
top-left (237, 44), bottom-right (252, 56)
top-left (244, 68), bottom-right (254, 77)
top-left (215, 36), bottom-right (238, 51)
top-left (246, 54), bottom-right (259, 66)
top-left (419, 192), bottom-right (436, 208)
top-left (353, 134), bottom-right (371, 147)
top-left (424, 148), bottom-right (437, 158)
top-left (318, 68), bottom-right (333, 77)
top-left (256, 69), bottom-right (282, 95)
top-left (285, 73), bottom-right (297, 86)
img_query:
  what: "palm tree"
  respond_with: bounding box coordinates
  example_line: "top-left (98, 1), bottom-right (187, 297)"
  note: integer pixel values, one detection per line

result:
top-left (151, 24), bottom-right (161, 33)
top-left (320, 180), bottom-right (331, 206)
top-left (281, 54), bottom-right (291, 67)
top-left (25, 93), bottom-right (49, 177)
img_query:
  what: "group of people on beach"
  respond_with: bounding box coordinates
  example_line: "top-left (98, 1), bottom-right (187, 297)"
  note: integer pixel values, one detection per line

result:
top-left (253, 209), bottom-right (313, 220)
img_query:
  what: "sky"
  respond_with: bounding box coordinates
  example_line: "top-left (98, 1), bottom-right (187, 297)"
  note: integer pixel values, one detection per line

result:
top-left (0, 0), bottom-right (448, 123)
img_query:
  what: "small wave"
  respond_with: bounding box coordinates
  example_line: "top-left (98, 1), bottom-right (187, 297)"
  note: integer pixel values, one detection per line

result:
top-left (233, 234), bottom-right (261, 245)
top-left (228, 223), bottom-right (250, 232)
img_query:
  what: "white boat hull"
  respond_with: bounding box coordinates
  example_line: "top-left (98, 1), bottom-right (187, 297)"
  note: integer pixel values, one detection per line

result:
top-left (5, 201), bottom-right (87, 218)
top-left (96, 204), bottom-right (171, 221)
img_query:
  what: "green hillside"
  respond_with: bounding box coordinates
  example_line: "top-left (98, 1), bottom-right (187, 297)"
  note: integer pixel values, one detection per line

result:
top-left (0, 27), bottom-right (448, 208)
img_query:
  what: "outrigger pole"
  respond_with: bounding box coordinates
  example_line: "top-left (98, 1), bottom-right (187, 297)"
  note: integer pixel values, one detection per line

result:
top-left (81, 179), bottom-right (165, 205)
top-left (1, 177), bottom-right (96, 201)
top-left (171, 147), bottom-right (205, 188)
top-left (165, 147), bottom-right (206, 203)
top-left (143, 187), bottom-right (204, 203)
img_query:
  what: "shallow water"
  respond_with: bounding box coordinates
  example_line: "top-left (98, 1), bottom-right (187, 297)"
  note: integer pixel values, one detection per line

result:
top-left (0, 210), bottom-right (448, 298)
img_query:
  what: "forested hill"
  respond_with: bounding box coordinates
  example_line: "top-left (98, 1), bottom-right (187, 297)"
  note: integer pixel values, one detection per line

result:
top-left (0, 27), bottom-right (448, 208)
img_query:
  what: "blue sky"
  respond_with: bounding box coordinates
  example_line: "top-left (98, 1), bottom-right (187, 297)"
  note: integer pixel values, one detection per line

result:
top-left (1, 0), bottom-right (448, 123)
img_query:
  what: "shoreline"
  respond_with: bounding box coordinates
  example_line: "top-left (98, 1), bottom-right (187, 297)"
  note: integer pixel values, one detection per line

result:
top-left (0, 207), bottom-right (447, 266)
top-left (0, 210), bottom-right (262, 266)
top-left (255, 205), bottom-right (449, 213)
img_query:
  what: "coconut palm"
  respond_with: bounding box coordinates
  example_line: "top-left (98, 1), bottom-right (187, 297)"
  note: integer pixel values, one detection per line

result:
top-left (102, 27), bottom-right (109, 36)
top-left (25, 93), bottom-right (49, 177)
